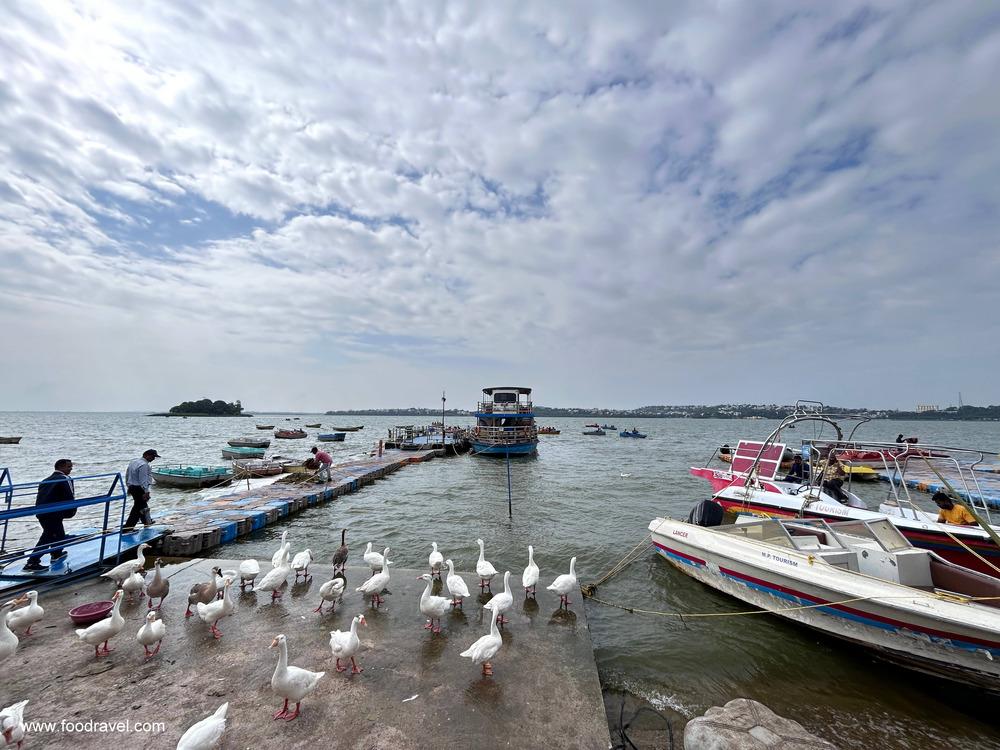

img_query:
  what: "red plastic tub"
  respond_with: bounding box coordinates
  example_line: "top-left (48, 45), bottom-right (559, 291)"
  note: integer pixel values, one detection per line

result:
top-left (68, 601), bottom-right (113, 626)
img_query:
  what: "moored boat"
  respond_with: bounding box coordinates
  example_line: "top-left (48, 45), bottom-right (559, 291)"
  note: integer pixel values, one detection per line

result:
top-left (222, 446), bottom-right (266, 459)
top-left (152, 465), bottom-right (233, 488)
top-left (317, 432), bottom-right (346, 442)
top-left (470, 386), bottom-right (538, 456)
top-left (256, 424), bottom-right (275, 430)
top-left (274, 428), bottom-right (307, 439)
top-left (228, 437), bottom-right (270, 448)
top-left (305, 423), bottom-right (322, 428)
top-left (649, 513), bottom-right (1000, 692)
top-left (231, 459), bottom-right (283, 477)
top-left (331, 425), bottom-right (364, 431)
top-left (690, 406), bottom-right (1000, 576)
top-left (0, 437), bottom-right (22, 444)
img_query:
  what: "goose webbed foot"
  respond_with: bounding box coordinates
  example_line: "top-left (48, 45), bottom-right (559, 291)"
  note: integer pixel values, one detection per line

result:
top-left (350, 657), bottom-right (363, 674)
top-left (273, 699), bottom-right (289, 720)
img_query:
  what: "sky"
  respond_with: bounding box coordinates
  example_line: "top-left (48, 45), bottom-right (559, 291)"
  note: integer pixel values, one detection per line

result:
top-left (1, 1), bottom-right (999, 412)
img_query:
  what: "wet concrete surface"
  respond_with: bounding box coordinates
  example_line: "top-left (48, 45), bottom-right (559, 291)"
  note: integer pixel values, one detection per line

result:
top-left (2, 559), bottom-right (611, 749)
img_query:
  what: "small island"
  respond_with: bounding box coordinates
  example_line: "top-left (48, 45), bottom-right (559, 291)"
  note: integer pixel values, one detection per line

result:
top-left (147, 398), bottom-right (251, 417)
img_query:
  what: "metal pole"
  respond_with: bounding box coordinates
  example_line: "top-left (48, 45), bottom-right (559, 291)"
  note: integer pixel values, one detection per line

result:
top-left (442, 390), bottom-right (446, 452)
top-left (506, 450), bottom-right (512, 518)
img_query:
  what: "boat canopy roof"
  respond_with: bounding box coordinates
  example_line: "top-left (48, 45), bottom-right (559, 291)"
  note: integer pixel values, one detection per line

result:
top-left (722, 516), bottom-right (913, 553)
top-left (482, 386), bottom-right (532, 395)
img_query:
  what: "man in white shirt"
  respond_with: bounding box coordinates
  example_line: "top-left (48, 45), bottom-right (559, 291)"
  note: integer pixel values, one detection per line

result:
top-left (124, 449), bottom-right (160, 530)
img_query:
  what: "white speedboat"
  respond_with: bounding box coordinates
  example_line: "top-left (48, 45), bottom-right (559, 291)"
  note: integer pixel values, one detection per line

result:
top-left (649, 514), bottom-right (1000, 691)
top-left (691, 406), bottom-right (1000, 576)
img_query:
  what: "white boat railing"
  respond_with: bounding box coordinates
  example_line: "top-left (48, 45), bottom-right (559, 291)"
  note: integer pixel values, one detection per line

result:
top-left (471, 426), bottom-right (538, 444)
top-left (476, 402), bottom-right (534, 414)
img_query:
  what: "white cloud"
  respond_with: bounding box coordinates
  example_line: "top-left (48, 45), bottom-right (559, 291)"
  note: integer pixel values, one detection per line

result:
top-left (1, 0), bottom-right (998, 411)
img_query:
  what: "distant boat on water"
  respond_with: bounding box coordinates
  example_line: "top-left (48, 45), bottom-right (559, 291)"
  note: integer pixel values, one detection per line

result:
top-left (222, 446), bottom-right (266, 459)
top-left (228, 437), bottom-right (270, 448)
top-left (470, 386), bottom-right (538, 456)
top-left (538, 426), bottom-right (560, 435)
top-left (318, 433), bottom-right (346, 442)
top-left (583, 428), bottom-right (606, 436)
top-left (331, 426), bottom-right (364, 431)
top-left (0, 437), bottom-right (22, 444)
top-left (256, 424), bottom-right (275, 430)
top-left (305, 423), bottom-right (322, 428)
top-left (274, 429), bottom-right (307, 439)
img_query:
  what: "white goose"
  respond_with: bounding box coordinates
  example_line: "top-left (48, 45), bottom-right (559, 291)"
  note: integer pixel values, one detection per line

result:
top-left (362, 542), bottom-right (388, 576)
top-left (0, 700), bottom-right (27, 749)
top-left (546, 556), bottom-right (578, 608)
top-left (0, 597), bottom-right (28, 663)
top-left (6, 591), bottom-right (43, 637)
top-left (291, 549), bottom-right (313, 582)
top-left (136, 611), bottom-right (166, 659)
top-left (197, 578), bottom-right (235, 638)
top-left (355, 548), bottom-right (390, 607)
top-left (428, 542), bottom-right (444, 578)
top-left (254, 549), bottom-right (291, 601)
top-left (484, 570), bottom-right (513, 626)
top-left (271, 531), bottom-right (290, 568)
top-left (270, 633), bottom-right (325, 721)
top-left (417, 573), bottom-right (452, 633)
top-left (329, 614), bottom-right (366, 674)
top-left (459, 610), bottom-right (502, 676)
top-left (76, 590), bottom-right (125, 657)
top-left (176, 702), bottom-right (228, 750)
top-left (122, 570), bottom-right (146, 602)
top-left (102, 543), bottom-right (150, 585)
top-left (445, 559), bottom-right (470, 608)
top-left (475, 538), bottom-right (498, 591)
top-left (314, 573), bottom-right (347, 614)
top-left (521, 545), bottom-right (539, 596)
top-left (238, 559), bottom-right (261, 592)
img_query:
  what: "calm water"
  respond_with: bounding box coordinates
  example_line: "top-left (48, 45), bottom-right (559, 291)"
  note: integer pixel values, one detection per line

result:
top-left (2, 412), bottom-right (1000, 748)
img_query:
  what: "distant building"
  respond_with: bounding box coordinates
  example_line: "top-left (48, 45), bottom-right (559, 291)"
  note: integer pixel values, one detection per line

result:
top-left (916, 404), bottom-right (939, 413)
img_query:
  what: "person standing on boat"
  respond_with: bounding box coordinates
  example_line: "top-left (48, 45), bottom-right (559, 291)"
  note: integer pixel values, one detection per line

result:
top-left (124, 449), bottom-right (160, 530)
top-left (310, 446), bottom-right (333, 482)
top-left (24, 458), bottom-right (76, 571)
top-left (933, 491), bottom-right (978, 526)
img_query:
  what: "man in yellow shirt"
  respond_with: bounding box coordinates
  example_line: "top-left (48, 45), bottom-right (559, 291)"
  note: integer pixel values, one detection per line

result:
top-left (933, 492), bottom-right (977, 525)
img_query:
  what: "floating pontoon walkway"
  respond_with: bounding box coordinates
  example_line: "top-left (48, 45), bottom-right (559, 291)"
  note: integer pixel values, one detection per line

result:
top-left (154, 450), bottom-right (440, 557)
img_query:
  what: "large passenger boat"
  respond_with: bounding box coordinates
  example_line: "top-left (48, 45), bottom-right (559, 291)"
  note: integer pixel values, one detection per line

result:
top-left (470, 386), bottom-right (538, 456)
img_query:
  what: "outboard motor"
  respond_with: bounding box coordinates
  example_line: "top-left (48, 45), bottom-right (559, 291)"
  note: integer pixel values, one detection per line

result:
top-left (687, 499), bottom-right (725, 527)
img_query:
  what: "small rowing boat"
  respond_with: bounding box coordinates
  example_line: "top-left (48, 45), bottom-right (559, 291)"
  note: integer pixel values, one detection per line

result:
top-left (274, 429), bottom-right (307, 439)
top-left (152, 465), bottom-right (233, 488)
top-left (583, 429), bottom-right (606, 436)
top-left (256, 424), bottom-right (275, 430)
top-left (228, 437), bottom-right (270, 448)
top-left (232, 459), bottom-right (283, 477)
top-left (0, 437), bottom-right (22, 445)
top-left (305, 423), bottom-right (322, 428)
top-left (331, 425), bottom-right (364, 431)
top-left (222, 446), bottom-right (266, 459)
top-left (619, 430), bottom-right (647, 439)
top-left (318, 432), bottom-right (346, 442)
top-left (538, 427), bottom-right (560, 435)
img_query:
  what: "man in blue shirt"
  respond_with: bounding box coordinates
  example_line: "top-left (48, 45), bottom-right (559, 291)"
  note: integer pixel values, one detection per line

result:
top-left (23, 458), bottom-right (76, 571)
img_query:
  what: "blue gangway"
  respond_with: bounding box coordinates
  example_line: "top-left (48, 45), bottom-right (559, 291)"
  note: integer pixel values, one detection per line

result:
top-left (0, 469), bottom-right (167, 596)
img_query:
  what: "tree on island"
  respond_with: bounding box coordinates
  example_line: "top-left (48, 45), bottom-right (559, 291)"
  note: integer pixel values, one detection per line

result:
top-left (169, 398), bottom-right (243, 416)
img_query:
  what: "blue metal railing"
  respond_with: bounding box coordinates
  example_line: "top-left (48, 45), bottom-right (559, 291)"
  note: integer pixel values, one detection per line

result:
top-left (0, 472), bottom-right (128, 570)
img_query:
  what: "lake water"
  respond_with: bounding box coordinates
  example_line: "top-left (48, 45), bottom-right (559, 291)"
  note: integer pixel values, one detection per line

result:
top-left (2, 412), bottom-right (1000, 748)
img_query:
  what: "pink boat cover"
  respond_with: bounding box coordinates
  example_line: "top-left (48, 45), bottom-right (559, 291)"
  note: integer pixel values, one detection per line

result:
top-left (731, 440), bottom-right (786, 480)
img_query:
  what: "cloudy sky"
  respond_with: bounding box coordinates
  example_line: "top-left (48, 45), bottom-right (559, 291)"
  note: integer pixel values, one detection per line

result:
top-left (2, 1), bottom-right (998, 412)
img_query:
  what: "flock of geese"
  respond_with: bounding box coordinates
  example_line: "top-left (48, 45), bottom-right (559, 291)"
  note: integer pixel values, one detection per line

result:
top-left (0, 530), bottom-right (579, 748)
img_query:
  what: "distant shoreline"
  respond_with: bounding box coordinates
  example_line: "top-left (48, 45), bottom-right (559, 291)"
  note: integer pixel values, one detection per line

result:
top-left (146, 412), bottom-right (254, 418)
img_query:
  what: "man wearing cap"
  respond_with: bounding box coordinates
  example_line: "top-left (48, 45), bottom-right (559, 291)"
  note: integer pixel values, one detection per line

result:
top-left (124, 449), bottom-right (160, 530)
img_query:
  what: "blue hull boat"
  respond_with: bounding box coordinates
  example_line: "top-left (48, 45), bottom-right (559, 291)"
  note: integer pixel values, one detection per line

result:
top-left (620, 430), bottom-right (647, 439)
top-left (318, 432), bottom-right (346, 442)
top-left (470, 386), bottom-right (538, 457)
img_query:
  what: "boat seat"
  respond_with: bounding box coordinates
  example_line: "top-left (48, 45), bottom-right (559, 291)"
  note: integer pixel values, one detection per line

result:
top-left (817, 550), bottom-right (858, 572)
